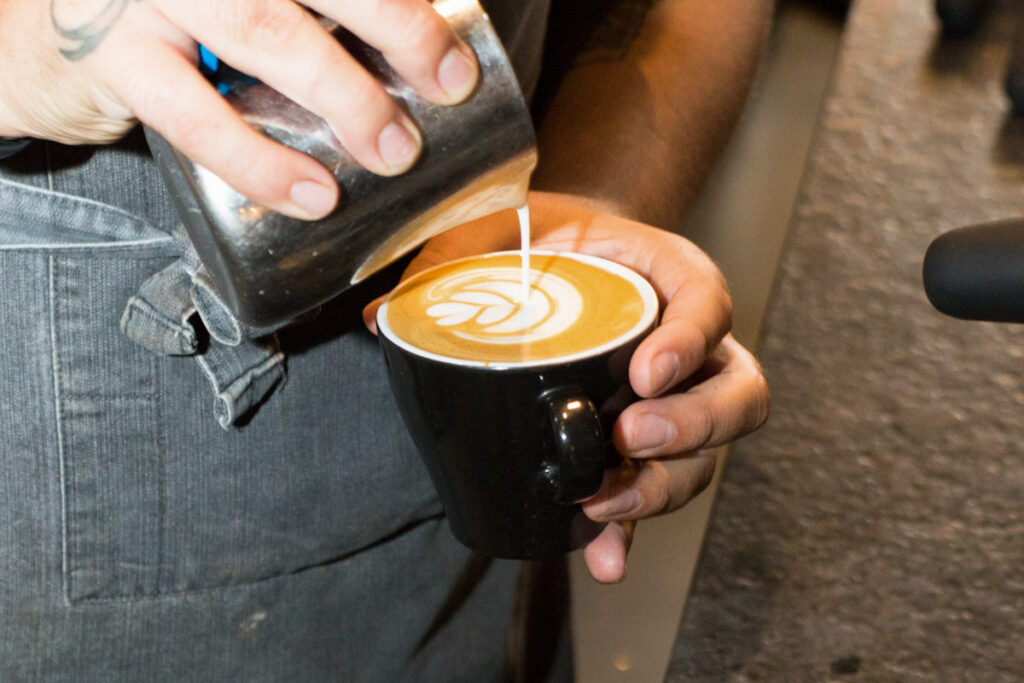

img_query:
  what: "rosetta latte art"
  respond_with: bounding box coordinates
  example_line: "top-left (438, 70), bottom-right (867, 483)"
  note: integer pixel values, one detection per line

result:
top-left (423, 267), bottom-right (583, 345)
top-left (382, 251), bottom-right (653, 365)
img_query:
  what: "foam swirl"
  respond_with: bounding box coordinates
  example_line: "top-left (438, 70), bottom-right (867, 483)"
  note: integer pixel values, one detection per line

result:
top-left (424, 266), bottom-right (583, 345)
top-left (382, 251), bottom-right (654, 366)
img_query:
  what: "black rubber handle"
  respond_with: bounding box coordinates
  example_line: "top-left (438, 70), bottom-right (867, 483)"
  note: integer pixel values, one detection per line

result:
top-left (923, 218), bottom-right (1024, 322)
top-left (538, 388), bottom-right (606, 505)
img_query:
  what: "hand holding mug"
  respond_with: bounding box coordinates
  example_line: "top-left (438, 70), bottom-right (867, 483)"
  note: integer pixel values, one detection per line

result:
top-left (365, 191), bottom-right (770, 583)
top-left (0, 0), bottom-right (478, 219)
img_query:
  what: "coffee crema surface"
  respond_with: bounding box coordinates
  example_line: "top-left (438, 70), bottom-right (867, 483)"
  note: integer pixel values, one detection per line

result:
top-left (381, 252), bottom-right (657, 365)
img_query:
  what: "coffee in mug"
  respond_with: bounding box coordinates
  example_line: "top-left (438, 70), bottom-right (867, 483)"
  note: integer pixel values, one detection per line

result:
top-left (382, 251), bottom-right (652, 364)
top-left (378, 251), bottom-right (658, 558)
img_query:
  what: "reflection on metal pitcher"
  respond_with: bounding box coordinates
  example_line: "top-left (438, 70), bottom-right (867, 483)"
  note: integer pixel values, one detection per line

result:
top-left (146, 0), bottom-right (537, 327)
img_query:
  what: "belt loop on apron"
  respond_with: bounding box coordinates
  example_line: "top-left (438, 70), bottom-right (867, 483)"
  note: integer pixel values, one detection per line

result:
top-left (120, 227), bottom-right (288, 429)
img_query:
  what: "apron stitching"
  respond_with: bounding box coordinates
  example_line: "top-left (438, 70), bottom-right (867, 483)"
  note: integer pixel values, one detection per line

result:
top-left (0, 238), bottom-right (173, 252)
top-left (47, 254), bottom-right (72, 608)
top-left (0, 175), bottom-right (161, 228)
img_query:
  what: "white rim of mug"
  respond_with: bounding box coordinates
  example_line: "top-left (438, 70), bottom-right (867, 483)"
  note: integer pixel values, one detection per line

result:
top-left (377, 250), bottom-right (659, 369)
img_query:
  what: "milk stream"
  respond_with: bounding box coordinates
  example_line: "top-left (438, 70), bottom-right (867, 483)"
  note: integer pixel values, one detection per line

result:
top-left (517, 204), bottom-right (530, 305)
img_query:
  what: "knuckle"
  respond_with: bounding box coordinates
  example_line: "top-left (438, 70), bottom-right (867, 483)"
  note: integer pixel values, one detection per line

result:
top-left (332, 82), bottom-right (396, 153)
top-left (717, 291), bottom-right (734, 335)
top-left (398, 7), bottom-right (449, 54)
top-left (674, 319), bottom-right (709, 375)
top-left (694, 258), bottom-right (733, 333)
top-left (689, 401), bottom-right (717, 450)
top-left (128, 80), bottom-right (210, 152)
top-left (661, 455), bottom-right (717, 512)
top-left (300, 59), bottom-right (342, 111)
top-left (647, 463), bottom-right (674, 515)
top-left (698, 248), bottom-right (728, 285)
top-left (346, 74), bottom-right (390, 116)
top-left (323, 58), bottom-right (392, 121)
top-left (691, 456), bottom-right (717, 498)
top-left (694, 279), bottom-right (732, 341)
top-left (235, 151), bottom-right (273, 191)
top-left (166, 108), bottom-right (212, 151)
top-left (227, 0), bottom-right (306, 48)
top-left (712, 264), bottom-right (731, 295)
top-left (116, 62), bottom-right (156, 111)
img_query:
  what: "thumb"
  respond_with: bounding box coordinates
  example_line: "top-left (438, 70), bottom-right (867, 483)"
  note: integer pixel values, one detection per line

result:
top-left (362, 294), bottom-right (386, 335)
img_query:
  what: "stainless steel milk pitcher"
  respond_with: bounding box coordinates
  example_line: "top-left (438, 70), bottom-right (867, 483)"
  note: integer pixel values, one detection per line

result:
top-left (146, 0), bottom-right (537, 327)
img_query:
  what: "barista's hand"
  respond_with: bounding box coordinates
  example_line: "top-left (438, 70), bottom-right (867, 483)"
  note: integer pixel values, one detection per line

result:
top-left (363, 191), bottom-right (770, 583)
top-left (0, 0), bottom-right (478, 219)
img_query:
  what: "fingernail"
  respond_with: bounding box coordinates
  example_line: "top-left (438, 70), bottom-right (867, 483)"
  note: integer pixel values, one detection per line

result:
top-left (650, 352), bottom-right (680, 395)
top-left (437, 46), bottom-right (478, 101)
top-left (590, 489), bottom-right (642, 520)
top-left (378, 121), bottom-right (421, 172)
top-left (289, 180), bottom-right (336, 218)
top-left (631, 413), bottom-right (676, 453)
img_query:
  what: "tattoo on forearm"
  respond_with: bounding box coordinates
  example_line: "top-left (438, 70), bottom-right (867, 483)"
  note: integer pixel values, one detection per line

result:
top-left (51, 0), bottom-right (143, 61)
top-left (576, 0), bottom-right (658, 65)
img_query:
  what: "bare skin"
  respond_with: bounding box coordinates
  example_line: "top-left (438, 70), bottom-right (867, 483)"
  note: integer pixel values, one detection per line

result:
top-left (364, 190), bottom-right (770, 584)
top-left (1, 0), bottom-right (773, 585)
top-left (367, 0), bottom-right (774, 583)
top-left (531, 0), bottom-right (774, 583)
top-left (0, 0), bottom-right (479, 218)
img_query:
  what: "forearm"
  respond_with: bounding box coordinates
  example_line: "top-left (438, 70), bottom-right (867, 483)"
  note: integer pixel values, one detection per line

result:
top-left (531, 0), bottom-right (773, 228)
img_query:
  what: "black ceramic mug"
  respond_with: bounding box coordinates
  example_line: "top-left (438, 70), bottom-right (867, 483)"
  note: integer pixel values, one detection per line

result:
top-left (377, 251), bottom-right (659, 558)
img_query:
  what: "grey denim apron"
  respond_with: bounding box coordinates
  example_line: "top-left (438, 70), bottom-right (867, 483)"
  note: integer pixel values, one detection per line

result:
top-left (0, 2), bottom-right (551, 679)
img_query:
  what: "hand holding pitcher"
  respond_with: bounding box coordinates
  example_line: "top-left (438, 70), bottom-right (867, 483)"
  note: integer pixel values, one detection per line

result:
top-left (0, 0), bottom-right (478, 219)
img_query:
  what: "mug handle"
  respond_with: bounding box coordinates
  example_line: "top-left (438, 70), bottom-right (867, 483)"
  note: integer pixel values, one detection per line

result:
top-left (538, 387), bottom-right (607, 504)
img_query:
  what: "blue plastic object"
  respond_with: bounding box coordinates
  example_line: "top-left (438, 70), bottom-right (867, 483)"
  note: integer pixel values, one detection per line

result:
top-left (198, 45), bottom-right (256, 94)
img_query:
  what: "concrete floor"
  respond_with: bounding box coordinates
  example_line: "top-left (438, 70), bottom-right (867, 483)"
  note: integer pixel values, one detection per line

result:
top-left (569, 4), bottom-right (845, 680)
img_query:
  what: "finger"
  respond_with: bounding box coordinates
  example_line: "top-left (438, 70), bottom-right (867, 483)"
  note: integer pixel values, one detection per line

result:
top-left (111, 39), bottom-right (339, 219)
top-left (582, 521), bottom-right (634, 584)
top-left (362, 294), bottom-right (386, 335)
top-left (629, 269), bottom-right (733, 399)
top-left (582, 452), bottom-right (717, 523)
top-left (308, 0), bottom-right (479, 104)
top-left (526, 205), bottom-right (735, 399)
top-left (613, 336), bottom-right (770, 458)
top-left (161, 0), bottom-right (422, 175)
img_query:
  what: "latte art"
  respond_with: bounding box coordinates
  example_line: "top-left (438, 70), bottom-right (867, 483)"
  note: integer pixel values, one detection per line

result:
top-left (424, 267), bottom-right (582, 345)
top-left (381, 252), bottom-right (659, 366)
